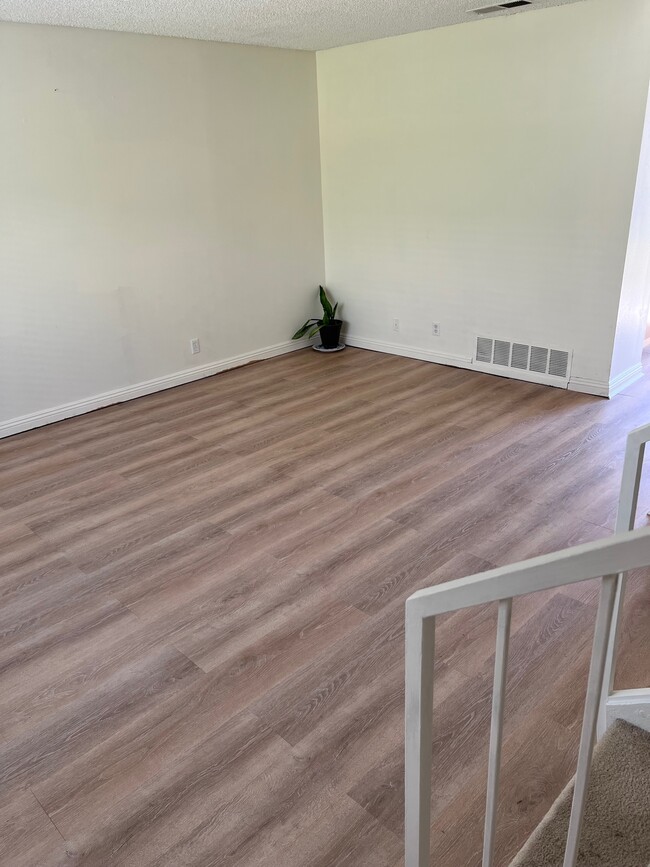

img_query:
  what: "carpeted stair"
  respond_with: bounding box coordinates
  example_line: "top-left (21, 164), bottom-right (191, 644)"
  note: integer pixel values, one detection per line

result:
top-left (509, 720), bottom-right (650, 867)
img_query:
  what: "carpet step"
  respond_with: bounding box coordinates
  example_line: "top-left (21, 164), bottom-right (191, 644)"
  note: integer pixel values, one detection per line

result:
top-left (509, 719), bottom-right (650, 867)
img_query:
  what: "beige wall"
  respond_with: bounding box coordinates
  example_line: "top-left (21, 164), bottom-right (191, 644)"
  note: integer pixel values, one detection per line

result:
top-left (0, 22), bottom-right (324, 433)
top-left (317, 0), bottom-right (650, 393)
top-left (3, 1), bottom-right (650, 433)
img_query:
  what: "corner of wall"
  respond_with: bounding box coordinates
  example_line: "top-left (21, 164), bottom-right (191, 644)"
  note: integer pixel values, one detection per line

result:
top-left (609, 82), bottom-right (650, 389)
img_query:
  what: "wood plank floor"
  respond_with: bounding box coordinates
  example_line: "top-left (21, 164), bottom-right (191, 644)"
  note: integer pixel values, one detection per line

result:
top-left (1, 347), bottom-right (650, 866)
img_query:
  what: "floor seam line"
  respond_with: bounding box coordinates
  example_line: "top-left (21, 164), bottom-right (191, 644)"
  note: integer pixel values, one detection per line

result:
top-left (29, 788), bottom-right (68, 844)
top-left (120, 600), bottom-right (208, 674)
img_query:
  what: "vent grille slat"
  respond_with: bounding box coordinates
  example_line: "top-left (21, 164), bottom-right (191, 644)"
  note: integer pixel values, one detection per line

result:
top-left (549, 349), bottom-right (569, 378)
top-left (529, 346), bottom-right (549, 374)
top-left (511, 343), bottom-right (530, 370)
top-left (476, 337), bottom-right (494, 364)
top-left (493, 340), bottom-right (511, 366)
top-left (475, 336), bottom-right (570, 381)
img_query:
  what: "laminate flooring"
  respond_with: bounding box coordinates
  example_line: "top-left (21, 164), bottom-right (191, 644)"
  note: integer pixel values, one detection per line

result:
top-left (1, 347), bottom-right (650, 866)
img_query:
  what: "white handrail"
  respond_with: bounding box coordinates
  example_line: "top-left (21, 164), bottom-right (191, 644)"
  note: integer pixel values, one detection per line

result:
top-left (404, 525), bottom-right (650, 867)
top-left (406, 527), bottom-right (650, 619)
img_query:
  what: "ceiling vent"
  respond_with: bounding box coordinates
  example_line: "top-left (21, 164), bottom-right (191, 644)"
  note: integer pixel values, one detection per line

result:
top-left (469, 0), bottom-right (532, 14)
top-left (475, 336), bottom-right (571, 381)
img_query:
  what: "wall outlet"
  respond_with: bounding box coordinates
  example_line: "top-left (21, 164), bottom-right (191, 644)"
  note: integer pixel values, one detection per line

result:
top-left (432, 323), bottom-right (441, 337)
top-left (190, 337), bottom-right (201, 355)
top-left (393, 318), bottom-right (400, 333)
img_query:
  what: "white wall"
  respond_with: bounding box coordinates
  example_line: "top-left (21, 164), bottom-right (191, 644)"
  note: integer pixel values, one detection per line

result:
top-left (610, 84), bottom-right (650, 393)
top-left (3, 2), bottom-right (650, 433)
top-left (317, 0), bottom-right (650, 394)
top-left (0, 22), bottom-right (324, 434)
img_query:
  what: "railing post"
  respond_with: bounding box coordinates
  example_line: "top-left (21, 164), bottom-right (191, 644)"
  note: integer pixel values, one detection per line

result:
top-left (482, 598), bottom-right (513, 867)
top-left (563, 574), bottom-right (619, 867)
top-left (598, 437), bottom-right (646, 738)
top-left (405, 603), bottom-right (435, 867)
top-left (403, 525), bottom-right (650, 867)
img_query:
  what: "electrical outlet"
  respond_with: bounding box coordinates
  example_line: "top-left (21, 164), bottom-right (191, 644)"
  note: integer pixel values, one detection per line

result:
top-left (432, 323), bottom-right (441, 337)
top-left (393, 318), bottom-right (400, 333)
top-left (190, 338), bottom-right (201, 355)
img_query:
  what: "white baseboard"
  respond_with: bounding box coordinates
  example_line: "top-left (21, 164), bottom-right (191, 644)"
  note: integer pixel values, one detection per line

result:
top-left (4, 334), bottom-right (629, 438)
top-left (0, 338), bottom-right (310, 439)
top-left (609, 362), bottom-right (644, 397)
top-left (568, 376), bottom-right (610, 398)
top-left (569, 363), bottom-right (644, 399)
top-left (346, 334), bottom-right (567, 389)
top-left (345, 334), bottom-right (473, 369)
top-left (473, 361), bottom-right (568, 390)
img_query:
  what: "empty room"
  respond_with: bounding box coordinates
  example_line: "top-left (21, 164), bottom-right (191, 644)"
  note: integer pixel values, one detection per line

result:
top-left (2, 0), bottom-right (650, 864)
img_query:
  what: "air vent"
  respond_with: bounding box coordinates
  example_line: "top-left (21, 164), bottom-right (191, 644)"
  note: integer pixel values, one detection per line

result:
top-left (475, 336), bottom-right (571, 381)
top-left (549, 349), bottom-right (569, 378)
top-left (469, 0), bottom-right (532, 13)
top-left (511, 343), bottom-right (529, 370)
top-left (493, 340), bottom-right (511, 366)
top-left (529, 346), bottom-right (549, 374)
top-left (476, 337), bottom-right (494, 364)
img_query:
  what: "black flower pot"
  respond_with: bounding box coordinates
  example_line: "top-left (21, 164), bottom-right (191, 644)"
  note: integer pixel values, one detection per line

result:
top-left (319, 320), bottom-right (343, 349)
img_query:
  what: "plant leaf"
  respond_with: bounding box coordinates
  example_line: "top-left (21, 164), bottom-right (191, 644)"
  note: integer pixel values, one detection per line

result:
top-left (331, 302), bottom-right (338, 320)
top-left (292, 319), bottom-right (321, 339)
top-left (319, 285), bottom-right (334, 320)
top-left (308, 324), bottom-right (323, 339)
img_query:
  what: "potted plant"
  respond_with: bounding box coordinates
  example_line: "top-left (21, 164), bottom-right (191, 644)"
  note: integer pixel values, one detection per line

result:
top-left (292, 286), bottom-right (344, 351)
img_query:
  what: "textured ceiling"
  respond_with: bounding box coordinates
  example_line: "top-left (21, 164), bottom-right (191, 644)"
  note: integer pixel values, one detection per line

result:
top-left (0, 0), bottom-right (589, 51)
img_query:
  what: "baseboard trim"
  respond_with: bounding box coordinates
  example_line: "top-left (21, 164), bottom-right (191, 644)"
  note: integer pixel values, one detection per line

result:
top-left (569, 363), bottom-right (644, 399)
top-left (609, 362), bottom-right (644, 397)
top-left (0, 338), bottom-right (310, 439)
top-left (345, 334), bottom-right (473, 369)
top-left (346, 334), bottom-right (567, 389)
top-left (473, 361), bottom-right (568, 390)
top-left (4, 335), bottom-right (624, 437)
top-left (568, 376), bottom-right (610, 398)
